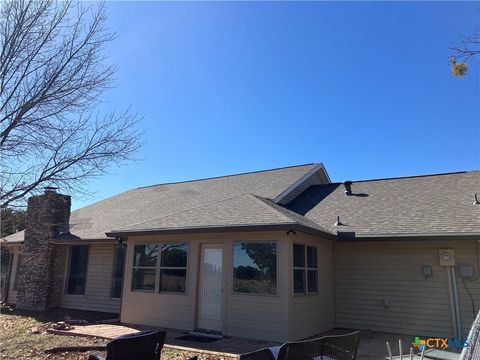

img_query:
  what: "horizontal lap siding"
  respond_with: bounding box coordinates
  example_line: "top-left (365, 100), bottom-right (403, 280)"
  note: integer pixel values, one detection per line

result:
top-left (334, 240), bottom-right (480, 337)
top-left (289, 235), bottom-right (335, 340)
top-left (60, 244), bottom-right (121, 313)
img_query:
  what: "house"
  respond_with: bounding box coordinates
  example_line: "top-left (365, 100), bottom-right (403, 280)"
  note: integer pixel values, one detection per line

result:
top-left (2, 163), bottom-right (479, 342)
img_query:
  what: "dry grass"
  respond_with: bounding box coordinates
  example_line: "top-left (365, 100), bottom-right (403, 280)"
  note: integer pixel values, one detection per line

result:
top-left (0, 307), bottom-right (230, 360)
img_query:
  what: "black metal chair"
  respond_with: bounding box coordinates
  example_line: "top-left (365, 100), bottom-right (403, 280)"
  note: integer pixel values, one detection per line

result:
top-left (88, 329), bottom-right (166, 360)
top-left (240, 347), bottom-right (276, 360)
top-left (240, 331), bottom-right (360, 360)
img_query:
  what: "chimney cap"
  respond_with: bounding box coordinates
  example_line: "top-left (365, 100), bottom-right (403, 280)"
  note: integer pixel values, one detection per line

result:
top-left (44, 186), bottom-right (58, 194)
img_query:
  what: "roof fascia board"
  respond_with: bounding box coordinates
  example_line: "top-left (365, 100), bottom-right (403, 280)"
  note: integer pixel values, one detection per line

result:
top-left (107, 223), bottom-right (336, 240)
top-left (337, 232), bottom-right (480, 242)
top-left (51, 238), bottom-right (117, 245)
top-left (273, 163), bottom-right (330, 204)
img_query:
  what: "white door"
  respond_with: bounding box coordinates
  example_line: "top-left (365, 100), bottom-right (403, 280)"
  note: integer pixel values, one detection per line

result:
top-left (197, 244), bottom-right (224, 332)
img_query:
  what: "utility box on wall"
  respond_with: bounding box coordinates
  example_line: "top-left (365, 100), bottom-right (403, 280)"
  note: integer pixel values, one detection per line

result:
top-left (438, 249), bottom-right (455, 267)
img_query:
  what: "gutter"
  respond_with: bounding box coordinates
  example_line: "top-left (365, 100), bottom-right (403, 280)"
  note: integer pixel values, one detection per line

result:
top-left (337, 232), bottom-right (480, 241)
top-left (106, 223), bottom-right (337, 241)
top-left (51, 238), bottom-right (118, 245)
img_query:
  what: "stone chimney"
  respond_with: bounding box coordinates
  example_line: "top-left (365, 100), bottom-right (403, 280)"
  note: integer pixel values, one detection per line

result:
top-left (16, 188), bottom-right (71, 311)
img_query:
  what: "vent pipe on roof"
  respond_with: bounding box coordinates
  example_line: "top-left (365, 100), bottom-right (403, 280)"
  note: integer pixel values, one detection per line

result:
top-left (343, 181), bottom-right (352, 196)
top-left (334, 216), bottom-right (343, 227)
top-left (474, 194), bottom-right (479, 205)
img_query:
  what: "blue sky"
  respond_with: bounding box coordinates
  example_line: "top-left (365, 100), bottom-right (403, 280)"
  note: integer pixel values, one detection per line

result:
top-left (74, 1), bottom-right (479, 209)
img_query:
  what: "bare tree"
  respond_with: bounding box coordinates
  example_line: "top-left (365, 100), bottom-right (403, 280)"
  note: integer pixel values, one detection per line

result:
top-left (0, 0), bottom-right (143, 208)
top-left (450, 26), bottom-right (480, 77)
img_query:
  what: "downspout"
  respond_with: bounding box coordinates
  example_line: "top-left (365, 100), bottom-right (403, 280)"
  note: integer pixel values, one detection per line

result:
top-left (447, 266), bottom-right (463, 339)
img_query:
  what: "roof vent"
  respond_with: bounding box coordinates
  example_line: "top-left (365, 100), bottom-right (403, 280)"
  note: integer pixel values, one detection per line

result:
top-left (44, 186), bottom-right (58, 194)
top-left (334, 216), bottom-right (343, 226)
top-left (343, 181), bottom-right (352, 196)
top-left (474, 194), bottom-right (480, 205)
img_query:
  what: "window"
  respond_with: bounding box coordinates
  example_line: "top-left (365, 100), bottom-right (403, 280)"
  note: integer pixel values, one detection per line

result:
top-left (132, 244), bottom-right (157, 291)
top-left (293, 244), bottom-right (318, 294)
top-left (111, 244), bottom-right (126, 298)
top-left (159, 244), bottom-right (187, 293)
top-left (65, 245), bottom-right (89, 295)
top-left (13, 254), bottom-right (22, 290)
top-left (233, 242), bottom-right (277, 295)
top-left (131, 243), bottom-right (188, 293)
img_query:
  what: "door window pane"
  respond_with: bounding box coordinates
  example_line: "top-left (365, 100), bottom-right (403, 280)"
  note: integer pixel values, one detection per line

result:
top-left (233, 242), bottom-right (277, 295)
top-left (66, 245), bottom-right (89, 295)
top-left (111, 244), bottom-right (126, 298)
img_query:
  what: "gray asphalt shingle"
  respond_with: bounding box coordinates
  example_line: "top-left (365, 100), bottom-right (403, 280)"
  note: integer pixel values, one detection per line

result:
top-left (3, 164), bottom-right (318, 241)
top-left (286, 171), bottom-right (480, 236)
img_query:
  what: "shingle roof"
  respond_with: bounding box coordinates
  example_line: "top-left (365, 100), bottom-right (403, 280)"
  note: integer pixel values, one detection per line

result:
top-left (112, 193), bottom-right (330, 235)
top-left (286, 171), bottom-right (480, 236)
top-left (3, 164), bottom-right (319, 242)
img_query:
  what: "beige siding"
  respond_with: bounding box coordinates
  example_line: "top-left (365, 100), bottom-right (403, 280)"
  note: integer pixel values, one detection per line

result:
top-left (288, 233), bottom-right (335, 340)
top-left (60, 244), bottom-right (121, 313)
top-left (120, 231), bottom-right (291, 342)
top-left (334, 240), bottom-right (480, 337)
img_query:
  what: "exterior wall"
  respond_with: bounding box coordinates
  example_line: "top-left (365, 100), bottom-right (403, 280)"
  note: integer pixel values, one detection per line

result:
top-left (288, 233), bottom-right (335, 340)
top-left (121, 231), bottom-right (292, 342)
top-left (60, 244), bottom-right (121, 314)
top-left (334, 239), bottom-right (480, 338)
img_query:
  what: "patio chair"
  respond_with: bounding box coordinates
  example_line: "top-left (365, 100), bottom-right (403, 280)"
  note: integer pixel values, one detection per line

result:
top-left (88, 329), bottom-right (166, 360)
top-left (240, 331), bottom-right (360, 360)
top-left (239, 347), bottom-right (276, 360)
top-left (276, 331), bottom-right (360, 360)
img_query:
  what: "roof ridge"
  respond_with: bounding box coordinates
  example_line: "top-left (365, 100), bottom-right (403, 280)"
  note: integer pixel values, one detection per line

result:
top-left (122, 193), bottom-right (249, 230)
top-left (136, 163), bottom-right (318, 190)
top-left (332, 170), bottom-right (480, 184)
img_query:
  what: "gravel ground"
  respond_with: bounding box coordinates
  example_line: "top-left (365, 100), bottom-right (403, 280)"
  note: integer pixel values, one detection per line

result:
top-left (0, 306), bottom-right (230, 360)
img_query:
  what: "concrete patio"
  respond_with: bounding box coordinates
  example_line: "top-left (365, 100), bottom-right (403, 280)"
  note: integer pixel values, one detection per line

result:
top-left (46, 322), bottom-right (441, 359)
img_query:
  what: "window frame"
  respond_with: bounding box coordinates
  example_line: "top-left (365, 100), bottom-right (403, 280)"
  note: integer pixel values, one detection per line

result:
top-left (64, 245), bottom-right (90, 296)
top-left (131, 244), bottom-right (158, 293)
top-left (130, 242), bottom-right (189, 295)
top-left (13, 254), bottom-right (21, 291)
top-left (293, 243), bottom-right (318, 296)
top-left (158, 243), bottom-right (188, 294)
top-left (232, 240), bottom-right (279, 297)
